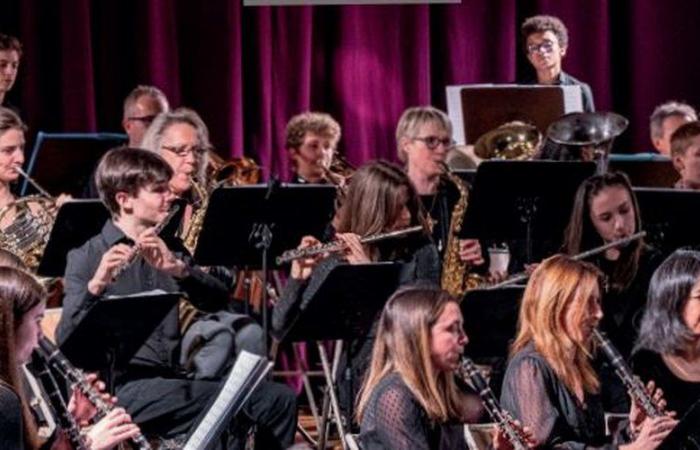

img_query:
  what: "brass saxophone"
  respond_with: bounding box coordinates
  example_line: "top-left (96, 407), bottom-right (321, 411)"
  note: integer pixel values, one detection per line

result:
top-left (181, 177), bottom-right (209, 254)
top-left (440, 164), bottom-right (483, 298)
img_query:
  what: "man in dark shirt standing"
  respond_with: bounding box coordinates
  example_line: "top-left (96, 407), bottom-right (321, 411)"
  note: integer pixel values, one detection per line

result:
top-left (56, 147), bottom-right (296, 449)
top-left (521, 15), bottom-right (595, 113)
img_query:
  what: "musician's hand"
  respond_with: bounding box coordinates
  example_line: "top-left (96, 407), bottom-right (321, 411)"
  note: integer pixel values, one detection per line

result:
top-left (524, 263), bottom-right (539, 275)
top-left (88, 244), bottom-right (134, 295)
top-left (336, 233), bottom-right (371, 264)
top-left (491, 419), bottom-right (536, 450)
top-left (55, 193), bottom-right (73, 208)
top-left (85, 407), bottom-right (142, 450)
top-left (622, 415), bottom-right (677, 450)
top-left (458, 239), bottom-right (485, 265)
top-left (137, 227), bottom-right (188, 278)
top-left (628, 380), bottom-right (672, 430)
top-left (290, 236), bottom-right (323, 280)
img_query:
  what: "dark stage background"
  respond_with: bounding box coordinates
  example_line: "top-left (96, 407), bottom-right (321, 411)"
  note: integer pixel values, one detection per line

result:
top-left (2, 0), bottom-right (699, 180)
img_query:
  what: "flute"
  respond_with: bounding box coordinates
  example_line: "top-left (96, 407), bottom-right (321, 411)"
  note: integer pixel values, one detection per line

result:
top-left (487, 231), bottom-right (647, 289)
top-left (457, 357), bottom-right (529, 450)
top-left (111, 203), bottom-right (181, 281)
top-left (37, 337), bottom-right (152, 450)
top-left (593, 329), bottom-right (663, 418)
top-left (275, 224), bottom-right (425, 265)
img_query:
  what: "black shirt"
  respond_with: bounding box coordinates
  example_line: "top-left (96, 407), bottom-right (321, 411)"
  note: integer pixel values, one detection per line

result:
top-left (0, 381), bottom-right (23, 450)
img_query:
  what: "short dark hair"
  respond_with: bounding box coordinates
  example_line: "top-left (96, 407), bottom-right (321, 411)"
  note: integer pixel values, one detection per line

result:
top-left (0, 33), bottom-right (22, 57)
top-left (636, 249), bottom-right (700, 355)
top-left (95, 147), bottom-right (173, 215)
top-left (521, 15), bottom-right (569, 50)
top-left (284, 112), bottom-right (341, 150)
top-left (122, 85), bottom-right (169, 120)
top-left (650, 101), bottom-right (697, 140)
top-left (670, 121), bottom-right (700, 158)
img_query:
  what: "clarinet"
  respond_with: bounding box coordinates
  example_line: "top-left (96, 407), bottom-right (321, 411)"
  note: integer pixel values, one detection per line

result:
top-left (457, 357), bottom-right (529, 450)
top-left (37, 337), bottom-right (153, 450)
top-left (29, 352), bottom-right (89, 450)
top-left (593, 329), bottom-right (663, 418)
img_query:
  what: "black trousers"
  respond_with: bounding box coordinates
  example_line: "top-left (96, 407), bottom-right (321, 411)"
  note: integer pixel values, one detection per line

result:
top-left (116, 377), bottom-right (297, 449)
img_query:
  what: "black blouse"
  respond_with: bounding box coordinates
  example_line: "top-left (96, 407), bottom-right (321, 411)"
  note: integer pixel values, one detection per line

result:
top-left (501, 344), bottom-right (626, 449)
top-left (631, 350), bottom-right (700, 418)
top-left (0, 381), bottom-right (24, 450)
top-left (358, 373), bottom-right (466, 450)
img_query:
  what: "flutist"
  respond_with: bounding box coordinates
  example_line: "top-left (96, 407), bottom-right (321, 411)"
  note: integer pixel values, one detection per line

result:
top-left (501, 255), bottom-right (677, 450)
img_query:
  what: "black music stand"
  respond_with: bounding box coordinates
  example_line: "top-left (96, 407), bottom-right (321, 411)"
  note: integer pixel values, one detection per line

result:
top-left (280, 262), bottom-right (404, 450)
top-left (193, 183), bottom-right (336, 356)
top-left (461, 161), bottom-right (596, 267)
top-left (634, 188), bottom-right (700, 254)
top-left (609, 156), bottom-right (678, 188)
top-left (37, 200), bottom-right (110, 277)
top-left (58, 291), bottom-right (180, 389)
top-left (22, 132), bottom-right (126, 197)
top-left (658, 398), bottom-right (700, 449)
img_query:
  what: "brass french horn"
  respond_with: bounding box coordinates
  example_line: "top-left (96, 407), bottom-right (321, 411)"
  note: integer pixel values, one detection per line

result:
top-left (474, 122), bottom-right (542, 161)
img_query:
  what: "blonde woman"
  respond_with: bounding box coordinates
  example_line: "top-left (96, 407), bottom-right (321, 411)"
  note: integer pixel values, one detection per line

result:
top-left (501, 255), bottom-right (677, 449)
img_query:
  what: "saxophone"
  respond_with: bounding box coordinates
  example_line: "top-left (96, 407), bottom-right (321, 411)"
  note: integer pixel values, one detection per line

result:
top-left (440, 164), bottom-right (483, 298)
top-left (181, 177), bottom-right (209, 254)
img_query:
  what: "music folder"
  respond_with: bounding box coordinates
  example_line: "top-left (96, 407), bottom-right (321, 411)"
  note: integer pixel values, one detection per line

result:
top-left (37, 200), bottom-right (110, 278)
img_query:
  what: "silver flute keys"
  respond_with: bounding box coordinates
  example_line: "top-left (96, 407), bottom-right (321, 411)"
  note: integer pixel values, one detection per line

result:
top-left (457, 357), bottom-right (529, 450)
top-left (37, 337), bottom-right (153, 450)
top-left (593, 329), bottom-right (663, 418)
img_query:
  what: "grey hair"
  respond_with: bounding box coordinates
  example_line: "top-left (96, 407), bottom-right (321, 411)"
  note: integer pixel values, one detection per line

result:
top-left (122, 85), bottom-right (170, 120)
top-left (635, 249), bottom-right (700, 355)
top-left (649, 101), bottom-right (697, 140)
top-left (395, 106), bottom-right (453, 162)
top-left (140, 107), bottom-right (211, 183)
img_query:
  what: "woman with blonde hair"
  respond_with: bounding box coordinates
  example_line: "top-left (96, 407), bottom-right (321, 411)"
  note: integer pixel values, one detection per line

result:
top-left (357, 284), bottom-right (514, 450)
top-left (501, 254), bottom-right (676, 449)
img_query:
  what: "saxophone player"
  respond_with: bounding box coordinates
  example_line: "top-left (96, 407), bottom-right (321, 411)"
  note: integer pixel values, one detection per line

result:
top-left (395, 106), bottom-right (485, 272)
top-left (284, 111), bottom-right (342, 184)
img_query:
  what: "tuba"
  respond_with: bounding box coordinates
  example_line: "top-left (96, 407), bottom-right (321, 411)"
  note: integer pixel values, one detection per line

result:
top-left (0, 167), bottom-right (57, 269)
top-left (474, 122), bottom-right (541, 161)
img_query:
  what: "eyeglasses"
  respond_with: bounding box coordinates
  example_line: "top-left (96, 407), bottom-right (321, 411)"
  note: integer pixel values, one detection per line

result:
top-left (127, 115), bottom-right (157, 125)
top-left (413, 136), bottom-right (454, 150)
top-left (161, 144), bottom-right (207, 158)
top-left (526, 40), bottom-right (555, 55)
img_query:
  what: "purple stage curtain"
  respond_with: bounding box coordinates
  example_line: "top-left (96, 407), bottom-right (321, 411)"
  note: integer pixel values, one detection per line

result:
top-left (3, 0), bottom-right (700, 178)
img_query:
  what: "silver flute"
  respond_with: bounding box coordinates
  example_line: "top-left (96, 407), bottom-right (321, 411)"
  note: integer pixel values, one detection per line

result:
top-left (488, 231), bottom-right (647, 289)
top-left (37, 337), bottom-right (153, 450)
top-left (275, 224), bottom-right (425, 265)
top-left (30, 351), bottom-right (89, 450)
top-left (593, 329), bottom-right (663, 418)
top-left (457, 357), bottom-right (529, 450)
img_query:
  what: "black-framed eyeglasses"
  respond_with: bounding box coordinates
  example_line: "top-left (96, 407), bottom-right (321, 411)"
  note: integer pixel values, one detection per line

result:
top-left (413, 136), bottom-right (454, 150)
top-left (527, 40), bottom-right (555, 55)
top-left (161, 144), bottom-right (208, 158)
top-left (127, 115), bottom-right (157, 125)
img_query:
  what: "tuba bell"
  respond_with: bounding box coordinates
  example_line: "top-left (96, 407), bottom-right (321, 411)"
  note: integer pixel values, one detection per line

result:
top-left (473, 122), bottom-right (542, 161)
top-left (0, 167), bottom-right (57, 269)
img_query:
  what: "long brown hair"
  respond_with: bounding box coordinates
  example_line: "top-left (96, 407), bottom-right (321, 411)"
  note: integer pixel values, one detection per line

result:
top-left (511, 255), bottom-right (603, 395)
top-left (335, 161), bottom-right (430, 259)
top-left (562, 171), bottom-right (643, 292)
top-left (0, 267), bottom-right (46, 449)
top-left (356, 285), bottom-right (464, 423)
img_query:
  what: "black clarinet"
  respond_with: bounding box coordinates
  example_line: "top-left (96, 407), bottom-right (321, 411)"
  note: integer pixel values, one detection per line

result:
top-left (457, 357), bottom-right (529, 450)
top-left (593, 329), bottom-right (663, 418)
top-left (29, 352), bottom-right (89, 450)
top-left (37, 337), bottom-right (153, 450)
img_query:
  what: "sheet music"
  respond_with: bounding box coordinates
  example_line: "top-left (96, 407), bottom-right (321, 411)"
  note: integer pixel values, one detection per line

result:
top-left (183, 351), bottom-right (272, 450)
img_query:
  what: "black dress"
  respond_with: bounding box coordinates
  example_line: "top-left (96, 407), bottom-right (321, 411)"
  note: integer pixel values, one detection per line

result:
top-left (501, 344), bottom-right (628, 449)
top-left (0, 381), bottom-right (23, 450)
top-left (631, 350), bottom-right (700, 418)
top-left (358, 373), bottom-right (466, 450)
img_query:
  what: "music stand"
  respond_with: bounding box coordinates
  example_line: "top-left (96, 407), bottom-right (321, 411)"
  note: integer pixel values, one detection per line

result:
top-left (37, 200), bottom-right (110, 277)
top-left (609, 155), bottom-right (678, 187)
top-left (58, 291), bottom-right (180, 389)
top-left (461, 161), bottom-right (596, 265)
top-left (22, 132), bottom-right (126, 197)
top-left (280, 262), bottom-right (404, 450)
top-left (634, 188), bottom-right (700, 254)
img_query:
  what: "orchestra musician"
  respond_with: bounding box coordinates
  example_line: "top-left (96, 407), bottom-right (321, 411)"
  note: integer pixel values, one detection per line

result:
top-left (284, 111), bottom-right (342, 184)
top-left (0, 106), bottom-right (25, 210)
top-left (273, 160), bottom-right (440, 418)
top-left (501, 254), bottom-right (677, 449)
top-left (121, 85), bottom-right (169, 148)
top-left (356, 284), bottom-right (527, 450)
top-left (0, 263), bottom-right (141, 449)
top-left (670, 121), bottom-right (700, 190)
top-left (0, 33), bottom-right (21, 111)
top-left (56, 147), bottom-right (296, 449)
top-left (633, 249), bottom-right (700, 417)
top-left (649, 101), bottom-right (696, 156)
